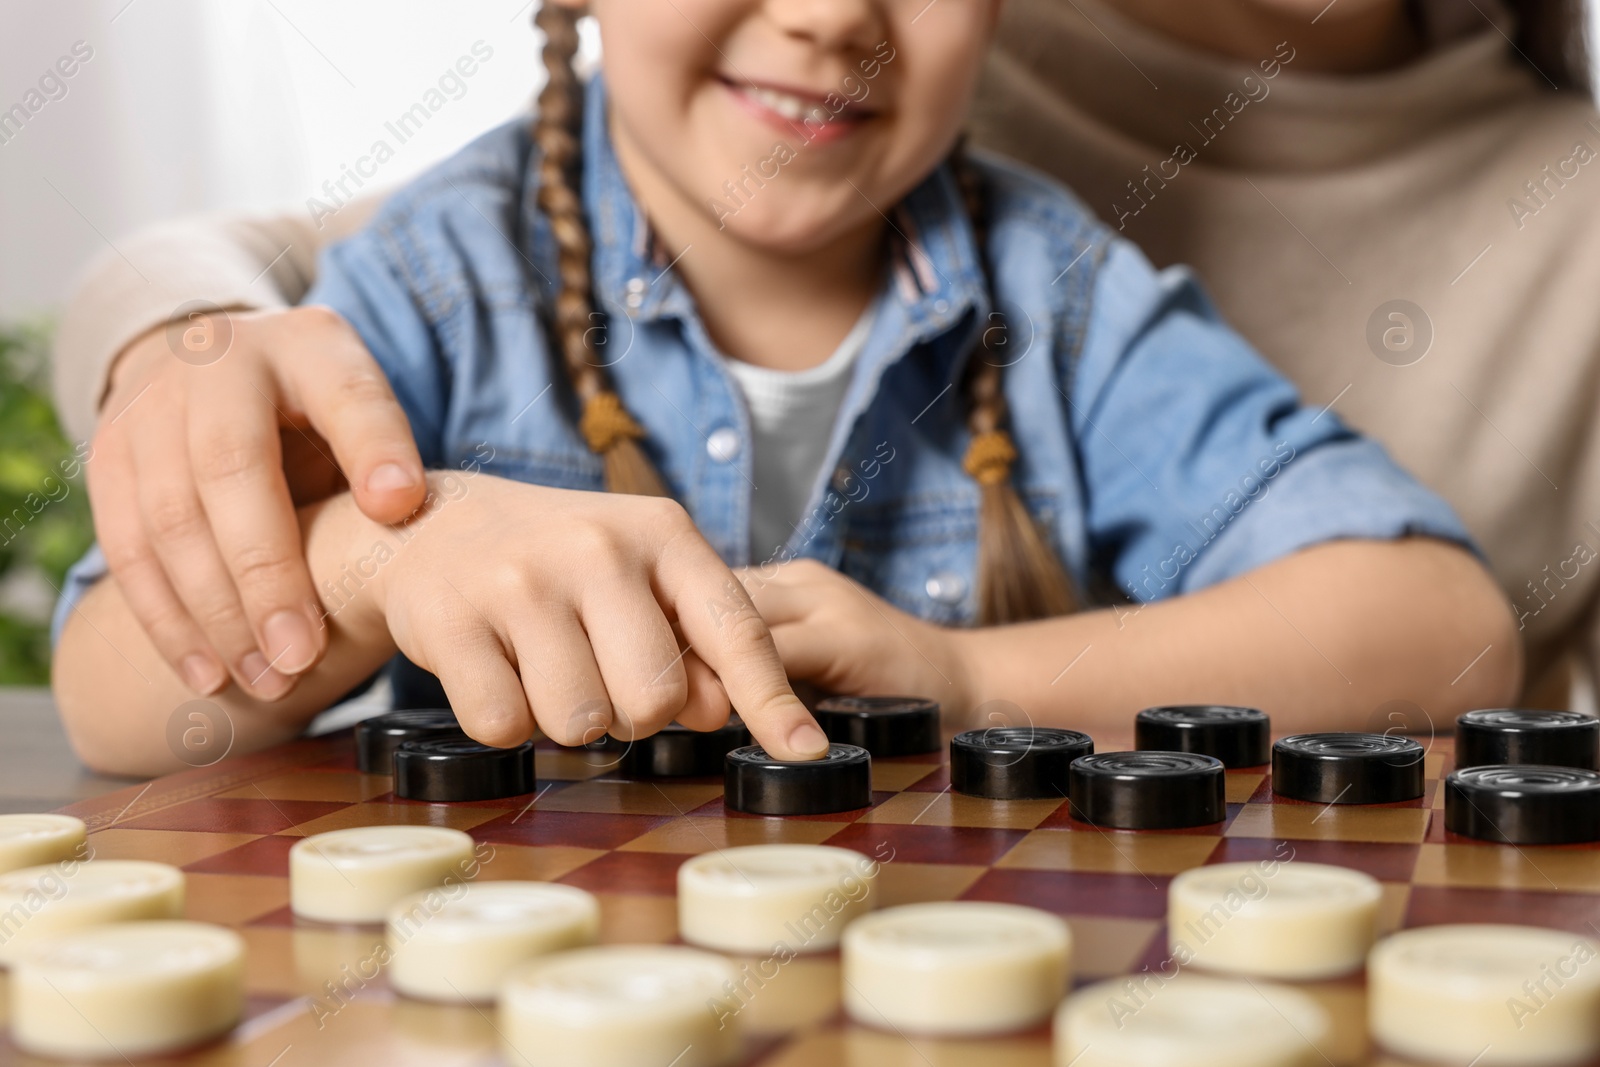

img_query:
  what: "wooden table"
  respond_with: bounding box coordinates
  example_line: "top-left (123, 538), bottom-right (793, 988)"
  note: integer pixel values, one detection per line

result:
top-left (0, 686), bottom-right (138, 811)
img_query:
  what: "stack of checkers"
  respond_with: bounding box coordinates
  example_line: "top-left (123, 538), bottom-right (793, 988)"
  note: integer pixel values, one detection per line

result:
top-left (355, 709), bottom-right (536, 803)
top-left (353, 708), bottom-right (465, 773)
top-left (1445, 708), bottom-right (1600, 845)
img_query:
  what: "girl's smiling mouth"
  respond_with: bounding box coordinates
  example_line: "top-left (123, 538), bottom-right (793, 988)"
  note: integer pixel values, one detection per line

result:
top-left (718, 75), bottom-right (876, 146)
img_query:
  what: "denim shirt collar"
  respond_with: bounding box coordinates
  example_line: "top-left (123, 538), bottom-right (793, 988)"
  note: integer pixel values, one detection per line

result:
top-left (568, 75), bottom-right (992, 384)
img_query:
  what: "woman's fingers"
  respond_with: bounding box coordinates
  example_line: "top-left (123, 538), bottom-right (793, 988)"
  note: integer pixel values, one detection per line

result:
top-left (85, 426), bottom-right (227, 694)
top-left (128, 402), bottom-right (294, 700)
top-left (273, 307), bottom-right (427, 524)
top-left (188, 361), bottom-right (326, 678)
top-left (96, 306), bottom-right (420, 696)
top-left (88, 309), bottom-right (388, 695)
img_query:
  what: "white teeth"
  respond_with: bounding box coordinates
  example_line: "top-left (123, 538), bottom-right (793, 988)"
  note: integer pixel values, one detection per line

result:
top-left (740, 85), bottom-right (833, 125)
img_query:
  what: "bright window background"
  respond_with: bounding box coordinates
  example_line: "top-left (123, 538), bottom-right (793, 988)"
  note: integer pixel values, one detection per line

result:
top-left (0, 0), bottom-right (600, 319)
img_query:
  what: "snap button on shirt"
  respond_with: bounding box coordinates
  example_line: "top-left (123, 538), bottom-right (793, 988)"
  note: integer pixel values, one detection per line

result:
top-left (623, 277), bottom-right (648, 310)
top-left (925, 571), bottom-right (968, 604)
top-left (706, 427), bottom-right (742, 464)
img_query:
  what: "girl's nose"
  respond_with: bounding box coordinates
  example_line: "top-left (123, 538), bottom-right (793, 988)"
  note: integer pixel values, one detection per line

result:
top-left (764, 0), bottom-right (884, 53)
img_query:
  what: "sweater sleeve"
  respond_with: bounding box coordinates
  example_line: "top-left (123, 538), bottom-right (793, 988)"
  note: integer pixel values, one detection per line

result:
top-left (49, 192), bottom-right (387, 443)
top-left (1071, 240), bottom-right (1476, 601)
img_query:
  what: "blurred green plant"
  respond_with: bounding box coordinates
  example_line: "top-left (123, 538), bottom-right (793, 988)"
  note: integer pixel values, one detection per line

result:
top-left (0, 320), bottom-right (94, 685)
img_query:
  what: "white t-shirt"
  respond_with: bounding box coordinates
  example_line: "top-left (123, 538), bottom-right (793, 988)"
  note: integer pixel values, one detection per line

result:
top-left (721, 304), bottom-right (878, 563)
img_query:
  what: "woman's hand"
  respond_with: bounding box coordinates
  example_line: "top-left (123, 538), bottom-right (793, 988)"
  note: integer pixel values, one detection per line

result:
top-left (88, 306), bottom-right (427, 702)
top-left (737, 558), bottom-right (971, 714)
top-left (361, 473), bottom-right (829, 760)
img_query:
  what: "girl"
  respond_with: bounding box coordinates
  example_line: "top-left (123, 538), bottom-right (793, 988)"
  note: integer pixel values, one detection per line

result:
top-left (53, 0), bottom-right (1517, 777)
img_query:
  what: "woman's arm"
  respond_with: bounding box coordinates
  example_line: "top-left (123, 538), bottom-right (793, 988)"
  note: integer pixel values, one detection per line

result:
top-left (53, 491), bottom-right (397, 777)
top-left (53, 196), bottom-right (383, 443)
top-left (747, 537), bottom-right (1522, 736)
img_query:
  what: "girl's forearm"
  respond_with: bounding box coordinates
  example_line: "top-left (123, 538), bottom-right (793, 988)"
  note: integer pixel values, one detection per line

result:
top-left (953, 539), bottom-right (1522, 738)
top-left (52, 493), bottom-right (399, 776)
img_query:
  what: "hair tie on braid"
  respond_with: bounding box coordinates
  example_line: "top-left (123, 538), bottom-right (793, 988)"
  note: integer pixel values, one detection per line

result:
top-left (950, 141), bottom-right (1078, 625)
top-left (962, 430), bottom-right (1017, 487)
top-left (580, 390), bottom-right (646, 454)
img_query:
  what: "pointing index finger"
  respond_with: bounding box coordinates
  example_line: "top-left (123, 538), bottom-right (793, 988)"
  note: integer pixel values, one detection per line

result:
top-left (663, 549), bottom-right (828, 762)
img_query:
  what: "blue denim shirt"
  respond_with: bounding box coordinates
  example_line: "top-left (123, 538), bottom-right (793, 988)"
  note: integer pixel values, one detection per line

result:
top-left (53, 76), bottom-right (1469, 649)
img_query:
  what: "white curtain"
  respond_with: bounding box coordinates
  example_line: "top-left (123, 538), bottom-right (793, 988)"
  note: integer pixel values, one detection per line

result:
top-left (0, 0), bottom-right (564, 320)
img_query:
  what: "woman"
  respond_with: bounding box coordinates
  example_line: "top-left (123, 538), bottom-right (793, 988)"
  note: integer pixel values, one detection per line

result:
top-left (969, 0), bottom-right (1600, 710)
top-left (54, 0), bottom-right (1590, 710)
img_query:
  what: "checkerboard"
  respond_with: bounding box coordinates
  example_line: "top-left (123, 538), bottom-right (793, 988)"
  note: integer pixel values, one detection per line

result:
top-left (1, 730), bottom-right (1592, 1066)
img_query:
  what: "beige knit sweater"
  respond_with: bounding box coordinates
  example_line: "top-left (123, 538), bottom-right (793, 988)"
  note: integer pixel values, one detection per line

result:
top-left (969, 0), bottom-right (1600, 702)
top-left (53, 0), bottom-right (1600, 702)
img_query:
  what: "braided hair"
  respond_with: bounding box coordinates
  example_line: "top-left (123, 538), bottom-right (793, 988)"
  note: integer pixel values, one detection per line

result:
top-left (534, 4), bottom-right (667, 497)
top-left (531, 4), bottom-right (1075, 624)
top-left (949, 146), bottom-right (1078, 623)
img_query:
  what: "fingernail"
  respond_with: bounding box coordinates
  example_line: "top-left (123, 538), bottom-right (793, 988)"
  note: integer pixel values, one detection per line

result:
top-left (787, 722), bottom-right (830, 759)
top-left (367, 462), bottom-right (419, 494)
top-left (239, 652), bottom-right (292, 700)
top-left (180, 654), bottom-right (224, 694)
top-left (263, 610), bottom-right (317, 674)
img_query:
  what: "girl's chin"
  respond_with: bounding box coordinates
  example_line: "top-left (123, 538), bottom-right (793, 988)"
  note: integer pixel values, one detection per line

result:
top-left (710, 206), bottom-right (863, 255)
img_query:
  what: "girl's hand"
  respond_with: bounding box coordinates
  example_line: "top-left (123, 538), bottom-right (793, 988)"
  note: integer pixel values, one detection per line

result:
top-left (89, 307), bottom-right (427, 701)
top-left (361, 474), bottom-right (829, 761)
top-left (737, 559), bottom-right (971, 715)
